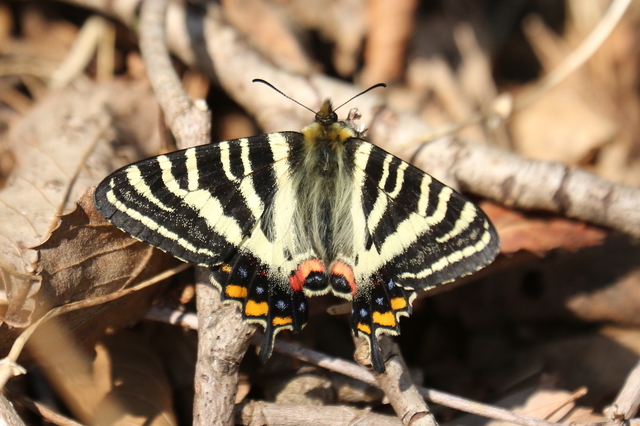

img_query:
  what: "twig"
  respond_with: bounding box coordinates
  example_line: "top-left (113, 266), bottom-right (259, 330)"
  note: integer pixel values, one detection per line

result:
top-left (514, 0), bottom-right (633, 110)
top-left (192, 269), bottom-right (255, 426)
top-left (147, 307), bottom-right (561, 426)
top-left (236, 401), bottom-right (402, 426)
top-left (49, 15), bottom-right (110, 89)
top-left (0, 263), bottom-right (189, 389)
top-left (0, 392), bottom-right (26, 426)
top-left (372, 339), bottom-right (437, 426)
top-left (606, 358), bottom-right (640, 420)
top-left (139, 0), bottom-right (210, 149)
top-left (6, 390), bottom-right (83, 426)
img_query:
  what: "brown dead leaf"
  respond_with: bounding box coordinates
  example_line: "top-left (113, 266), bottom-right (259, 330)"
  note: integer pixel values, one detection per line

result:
top-left (481, 201), bottom-right (607, 255)
top-left (0, 85), bottom-right (115, 328)
top-left (450, 384), bottom-right (601, 426)
top-left (511, 83), bottom-right (617, 165)
top-left (221, 0), bottom-right (312, 75)
top-left (32, 189), bottom-right (179, 351)
top-left (361, 0), bottom-right (418, 85)
top-left (95, 330), bottom-right (178, 426)
top-left (279, 0), bottom-right (367, 77)
top-left (29, 323), bottom-right (177, 425)
top-left (0, 79), bottom-right (166, 356)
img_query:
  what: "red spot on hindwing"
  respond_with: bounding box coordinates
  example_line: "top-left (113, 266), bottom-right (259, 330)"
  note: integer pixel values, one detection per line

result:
top-left (330, 261), bottom-right (356, 296)
top-left (289, 259), bottom-right (325, 292)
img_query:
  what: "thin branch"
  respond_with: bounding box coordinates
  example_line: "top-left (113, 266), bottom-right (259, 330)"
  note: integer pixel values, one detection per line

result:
top-left (0, 263), bottom-right (189, 389)
top-left (193, 269), bottom-right (256, 426)
top-left (236, 401), bottom-right (402, 426)
top-left (607, 358), bottom-right (640, 420)
top-left (372, 339), bottom-right (437, 426)
top-left (515, 0), bottom-right (633, 110)
top-left (49, 15), bottom-right (110, 89)
top-left (139, 0), bottom-right (210, 149)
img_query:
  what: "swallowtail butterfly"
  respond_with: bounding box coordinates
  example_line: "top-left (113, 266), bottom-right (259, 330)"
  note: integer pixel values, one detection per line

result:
top-left (94, 81), bottom-right (500, 372)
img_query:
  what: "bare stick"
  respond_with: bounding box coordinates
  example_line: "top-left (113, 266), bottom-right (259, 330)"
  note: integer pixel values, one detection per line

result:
top-left (139, 0), bottom-right (210, 149)
top-left (515, 0), bottom-right (633, 110)
top-left (193, 269), bottom-right (255, 426)
top-left (237, 401), bottom-right (402, 426)
top-left (49, 15), bottom-right (110, 89)
top-left (607, 358), bottom-right (640, 420)
top-left (138, 2), bottom-right (251, 425)
top-left (372, 339), bottom-right (437, 426)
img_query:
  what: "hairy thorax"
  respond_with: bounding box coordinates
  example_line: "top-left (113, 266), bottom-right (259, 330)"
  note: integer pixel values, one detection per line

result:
top-left (293, 121), bottom-right (358, 265)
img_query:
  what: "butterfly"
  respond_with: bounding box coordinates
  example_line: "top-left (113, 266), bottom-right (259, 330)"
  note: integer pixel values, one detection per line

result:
top-left (94, 80), bottom-right (499, 372)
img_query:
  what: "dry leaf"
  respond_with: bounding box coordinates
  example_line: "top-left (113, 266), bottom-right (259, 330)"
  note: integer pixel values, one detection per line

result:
top-left (481, 202), bottom-right (607, 254)
top-left (0, 85), bottom-right (115, 328)
top-left (0, 80), bottom-right (167, 355)
top-left (511, 83), bottom-right (616, 164)
top-left (32, 189), bottom-right (178, 348)
top-left (221, 0), bottom-right (312, 75)
top-left (95, 330), bottom-right (178, 426)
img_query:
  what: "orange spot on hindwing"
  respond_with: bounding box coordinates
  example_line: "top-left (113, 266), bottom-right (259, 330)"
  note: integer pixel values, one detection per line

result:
top-left (245, 300), bottom-right (268, 317)
top-left (330, 261), bottom-right (356, 296)
top-left (390, 297), bottom-right (407, 311)
top-left (289, 259), bottom-right (326, 292)
top-left (225, 284), bottom-right (248, 299)
top-left (373, 311), bottom-right (396, 327)
top-left (357, 323), bottom-right (371, 335)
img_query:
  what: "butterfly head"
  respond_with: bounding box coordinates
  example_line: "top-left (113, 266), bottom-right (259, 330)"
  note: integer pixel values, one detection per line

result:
top-left (314, 100), bottom-right (338, 126)
top-left (302, 100), bottom-right (359, 150)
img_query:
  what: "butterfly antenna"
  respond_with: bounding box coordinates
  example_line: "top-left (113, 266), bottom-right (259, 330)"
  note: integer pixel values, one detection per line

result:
top-left (334, 83), bottom-right (386, 112)
top-left (252, 79), bottom-right (316, 114)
